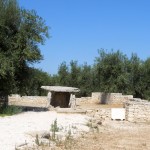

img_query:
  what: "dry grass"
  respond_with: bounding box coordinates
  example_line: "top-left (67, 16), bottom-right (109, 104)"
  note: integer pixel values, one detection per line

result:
top-left (77, 103), bottom-right (123, 109)
top-left (76, 99), bottom-right (124, 109)
top-left (75, 130), bottom-right (149, 149)
top-left (55, 121), bottom-right (150, 150)
top-left (31, 121), bottom-right (150, 150)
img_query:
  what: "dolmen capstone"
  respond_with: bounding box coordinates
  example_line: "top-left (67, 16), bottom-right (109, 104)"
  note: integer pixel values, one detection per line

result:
top-left (41, 86), bottom-right (80, 108)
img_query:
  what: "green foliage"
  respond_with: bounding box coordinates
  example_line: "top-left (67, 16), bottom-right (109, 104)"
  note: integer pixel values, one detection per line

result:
top-left (64, 129), bottom-right (74, 150)
top-left (0, 0), bottom-right (49, 94)
top-left (51, 119), bottom-right (59, 132)
top-left (53, 49), bottom-right (150, 100)
top-left (128, 53), bottom-right (144, 98)
top-left (58, 61), bottom-right (70, 86)
top-left (17, 68), bottom-right (52, 96)
top-left (35, 134), bottom-right (40, 146)
top-left (142, 58), bottom-right (150, 100)
top-left (78, 63), bottom-right (93, 96)
top-left (0, 105), bottom-right (22, 116)
top-left (50, 119), bottom-right (59, 140)
top-left (0, 1), bottom-right (149, 101)
top-left (69, 60), bottom-right (81, 87)
top-left (93, 49), bottom-right (131, 93)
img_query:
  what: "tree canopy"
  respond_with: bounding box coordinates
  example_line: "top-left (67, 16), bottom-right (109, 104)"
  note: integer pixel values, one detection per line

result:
top-left (51, 49), bottom-right (150, 100)
top-left (0, 0), bottom-right (149, 101)
top-left (0, 0), bottom-right (49, 94)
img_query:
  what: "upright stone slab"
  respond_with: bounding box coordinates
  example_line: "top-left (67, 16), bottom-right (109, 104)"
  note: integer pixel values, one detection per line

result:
top-left (92, 92), bottom-right (132, 104)
top-left (111, 108), bottom-right (125, 120)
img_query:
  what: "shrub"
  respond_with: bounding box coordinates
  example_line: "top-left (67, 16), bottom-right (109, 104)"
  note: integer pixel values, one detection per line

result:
top-left (0, 106), bottom-right (22, 116)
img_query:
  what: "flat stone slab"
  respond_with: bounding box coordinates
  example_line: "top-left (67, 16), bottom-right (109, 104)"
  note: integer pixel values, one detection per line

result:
top-left (41, 86), bottom-right (80, 93)
top-left (57, 108), bottom-right (86, 114)
top-left (111, 108), bottom-right (125, 120)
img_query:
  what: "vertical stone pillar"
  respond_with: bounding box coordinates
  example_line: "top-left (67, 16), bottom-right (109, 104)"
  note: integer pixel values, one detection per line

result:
top-left (47, 92), bottom-right (52, 107)
top-left (69, 94), bottom-right (76, 108)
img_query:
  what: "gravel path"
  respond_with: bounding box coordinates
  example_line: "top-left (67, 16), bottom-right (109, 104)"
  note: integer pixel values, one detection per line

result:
top-left (0, 111), bottom-right (89, 150)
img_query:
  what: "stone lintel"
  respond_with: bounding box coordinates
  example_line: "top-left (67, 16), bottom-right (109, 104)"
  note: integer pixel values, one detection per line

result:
top-left (41, 86), bottom-right (80, 93)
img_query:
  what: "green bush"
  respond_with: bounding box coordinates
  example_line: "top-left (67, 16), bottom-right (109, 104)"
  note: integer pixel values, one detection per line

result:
top-left (50, 119), bottom-right (59, 140)
top-left (0, 106), bottom-right (22, 116)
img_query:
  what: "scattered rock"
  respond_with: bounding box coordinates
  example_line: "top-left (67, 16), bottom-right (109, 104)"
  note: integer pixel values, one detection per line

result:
top-left (41, 132), bottom-right (50, 139)
top-left (97, 121), bottom-right (102, 125)
top-left (92, 123), bottom-right (98, 128)
top-left (15, 142), bottom-right (28, 150)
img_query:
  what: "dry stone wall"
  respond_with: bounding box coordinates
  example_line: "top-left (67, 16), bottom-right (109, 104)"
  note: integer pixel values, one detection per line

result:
top-left (99, 93), bottom-right (122, 104)
top-left (79, 92), bottom-right (133, 105)
top-left (9, 95), bottom-right (47, 107)
top-left (125, 99), bottom-right (150, 122)
top-left (8, 93), bottom-right (150, 123)
top-left (98, 93), bottom-right (133, 104)
top-left (86, 108), bottom-right (111, 121)
top-left (91, 92), bottom-right (101, 102)
top-left (76, 97), bottom-right (94, 104)
top-left (109, 94), bottom-right (133, 104)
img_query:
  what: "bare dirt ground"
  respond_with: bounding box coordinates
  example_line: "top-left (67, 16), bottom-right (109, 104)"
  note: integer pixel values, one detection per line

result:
top-left (61, 121), bottom-right (150, 150)
top-left (33, 120), bottom-right (150, 150)
top-left (76, 102), bottom-right (124, 109)
top-left (0, 111), bottom-right (89, 150)
top-left (69, 102), bottom-right (150, 150)
top-left (4, 100), bottom-right (150, 150)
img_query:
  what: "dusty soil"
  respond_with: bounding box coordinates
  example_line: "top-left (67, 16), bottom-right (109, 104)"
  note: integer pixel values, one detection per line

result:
top-left (0, 111), bottom-right (89, 150)
top-left (56, 121), bottom-right (150, 150)
top-left (77, 102), bottom-right (124, 109)
top-left (5, 99), bottom-right (150, 150)
top-left (33, 120), bottom-right (150, 150)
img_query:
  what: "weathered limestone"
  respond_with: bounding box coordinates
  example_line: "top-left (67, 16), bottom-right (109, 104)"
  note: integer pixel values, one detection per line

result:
top-left (69, 94), bottom-right (76, 108)
top-left (125, 99), bottom-right (150, 122)
top-left (8, 91), bottom-right (150, 123)
top-left (41, 86), bottom-right (80, 108)
top-left (9, 95), bottom-right (47, 107)
top-left (57, 108), bottom-right (86, 114)
top-left (41, 86), bottom-right (80, 93)
top-left (77, 92), bottom-right (133, 105)
top-left (92, 92), bottom-right (133, 104)
top-left (47, 92), bottom-right (52, 107)
top-left (86, 108), bottom-right (111, 121)
top-left (76, 97), bottom-right (93, 105)
top-left (111, 108), bottom-right (125, 120)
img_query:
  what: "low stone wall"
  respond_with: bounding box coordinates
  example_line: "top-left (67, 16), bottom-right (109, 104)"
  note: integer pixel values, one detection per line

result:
top-left (92, 92), bottom-right (133, 104)
top-left (109, 94), bottom-right (133, 104)
top-left (125, 99), bottom-right (150, 122)
top-left (86, 108), bottom-right (111, 121)
top-left (91, 92), bottom-right (101, 102)
top-left (76, 97), bottom-right (93, 104)
top-left (9, 95), bottom-right (47, 107)
top-left (99, 93), bottom-right (122, 104)
top-left (77, 92), bottom-right (133, 105)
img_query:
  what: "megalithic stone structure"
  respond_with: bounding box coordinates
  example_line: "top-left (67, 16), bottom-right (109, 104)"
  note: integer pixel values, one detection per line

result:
top-left (41, 86), bottom-right (80, 108)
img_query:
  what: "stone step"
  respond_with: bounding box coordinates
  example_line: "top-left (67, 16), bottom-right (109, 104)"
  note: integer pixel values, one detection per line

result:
top-left (57, 108), bottom-right (86, 114)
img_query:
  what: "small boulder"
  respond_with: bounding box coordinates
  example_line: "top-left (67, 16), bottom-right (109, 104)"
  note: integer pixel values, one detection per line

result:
top-left (97, 121), bottom-right (102, 125)
top-left (41, 132), bottom-right (50, 139)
